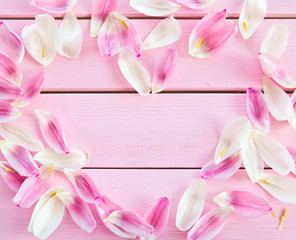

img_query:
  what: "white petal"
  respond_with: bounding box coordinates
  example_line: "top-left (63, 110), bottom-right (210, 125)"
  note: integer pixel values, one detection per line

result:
top-left (118, 48), bottom-right (151, 96)
top-left (215, 116), bottom-right (252, 164)
top-left (142, 15), bottom-right (181, 49)
top-left (261, 24), bottom-right (289, 59)
top-left (239, 0), bottom-right (267, 39)
top-left (263, 77), bottom-right (295, 121)
top-left (58, 11), bottom-right (82, 59)
top-left (252, 130), bottom-right (295, 175)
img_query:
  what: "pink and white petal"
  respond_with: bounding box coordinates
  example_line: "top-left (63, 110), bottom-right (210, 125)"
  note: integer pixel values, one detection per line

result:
top-left (246, 88), bottom-right (270, 133)
top-left (114, 12), bottom-right (142, 57)
top-left (215, 116), bottom-right (252, 164)
top-left (129, 0), bottom-right (181, 17)
top-left (105, 210), bottom-right (154, 238)
top-left (260, 53), bottom-right (296, 89)
top-left (56, 192), bottom-right (97, 233)
top-left (201, 152), bottom-right (242, 180)
top-left (35, 109), bottom-right (69, 154)
top-left (34, 146), bottom-right (89, 170)
top-left (30, 0), bottom-right (78, 14)
top-left (152, 49), bottom-right (177, 94)
top-left (91, 0), bottom-right (116, 37)
top-left (176, 180), bottom-right (206, 231)
top-left (118, 48), bottom-right (151, 96)
top-left (13, 68), bottom-right (45, 108)
top-left (187, 206), bottom-right (234, 240)
top-left (0, 100), bottom-right (21, 123)
top-left (261, 24), bottom-right (289, 59)
top-left (97, 12), bottom-right (121, 57)
top-left (177, 0), bottom-right (218, 9)
top-left (0, 78), bottom-right (23, 101)
top-left (0, 52), bottom-right (22, 86)
top-left (0, 21), bottom-right (25, 62)
top-left (291, 90), bottom-right (296, 107)
top-left (258, 173), bottom-right (296, 203)
top-left (262, 76), bottom-right (295, 120)
top-left (143, 197), bottom-right (170, 240)
top-left (288, 116), bottom-right (296, 131)
top-left (252, 130), bottom-right (295, 175)
top-left (239, 0), bottom-right (267, 39)
top-left (0, 161), bottom-right (25, 192)
top-left (63, 169), bottom-right (101, 203)
top-left (58, 11), bottom-right (82, 59)
top-left (214, 191), bottom-right (271, 217)
top-left (142, 16), bottom-right (182, 49)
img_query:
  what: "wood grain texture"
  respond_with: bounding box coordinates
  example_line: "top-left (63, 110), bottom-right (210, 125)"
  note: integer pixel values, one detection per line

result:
top-left (0, 169), bottom-right (295, 239)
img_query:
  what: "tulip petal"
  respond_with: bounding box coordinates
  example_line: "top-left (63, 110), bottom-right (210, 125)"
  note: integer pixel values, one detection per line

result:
top-left (0, 52), bottom-right (22, 86)
top-left (13, 165), bottom-right (53, 208)
top-left (34, 146), bottom-right (89, 170)
top-left (214, 191), bottom-right (271, 217)
top-left (35, 109), bottom-right (69, 154)
top-left (118, 48), bottom-right (151, 96)
top-left (114, 12), bottom-right (142, 57)
top-left (142, 15), bottom-right (182, 49)
top-left (91, 0), bottom-right (116, 37)
top-left (214, 116), bottom-right (252, 164)
top-left (105, 210), bottom-right (154, 238)
top-left (261, 24), bottom-right (289, 59)
top-left (252, 130), bottom-right (295, 175)
top-left (0, 21), bottom-right (25, 62)
top-left (58, 11), bottom-right (82, 59)
top-left (0, 100), bottom-right (21, 123)
top-left (258, 173), bottom-right (296, 203)
top-left (30, 0), bottom-right (78, 14)
top-left (152, 49), bottom-right (177, 94)
top-left (176, 0), bottom-right (218, 9)
top-left (22, 14), bottom-right (58, 66)
top-left (63, 169), bottom-right (101, 203)
top-left (187, 206), bottom-right (234, 240)
top-left (201, 152), bottom-right (242, 180)
top-left (13, 68), bottom-right (45, 107)
top-left (129, 0), bottom-right (181, 16)
top-left (28, 187), bottom-right (65, 239)
top-left (97, 12), bottom-right (121, 57)
top-left (0, 78), bottom-right (23, 101)
top-left (142, 197), bottom-right (170, 240)
top-left (246, 88), bottom-right (270, 133)
top-left (56, 192), bottom-right (97, 233)
top-left (262, 76), bottom-right (295, 120)
top-left (0, 161), bottom-right (25, 192)
top-left (176, 180), bottom-right (206, 231)
top-left (239, 0), bottom-right (267, 39)
top-left (189, 10), bottom-right (237, 58)
top-left (241, 136), bottom-right (264, 183)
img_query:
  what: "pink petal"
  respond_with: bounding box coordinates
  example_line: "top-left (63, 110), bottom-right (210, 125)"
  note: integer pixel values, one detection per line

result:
top-left (0, 21), bottom-right (25, 63)
top-left (0, 52), bottom-right (22, 86)
top-left (0, 100), bottom-right (21, 122)
top-left (0, 77), bottom-right (23, 101)
top-left (189, 10), bottom-right (237, 58)
top-left (91, 0), bottom-right (116, 37)
top-left (35, 109), bottom-right (69, 154)
top-left (246, 87), bottom-right (270, 133)
top-left (56, 192), bottom-right (97, 233)
top-left (0, 141), bottom-right (38, 177)
top-left (214, 191), bottom-right (271, 217)
top-left (201, 152), bottom-right (242, 180)
top-left (13, 68), bottom-right (45, 107)
top-left (114, 12), bottom-right (143, 57)
top-left (13, 165), bottom-right (53, 208)
top-left (105, 210), bottom-right (154, 238)
top-left (291, 90), bottom-right (296, 107)
top-left (0, 161), bottom-right (25, 192)
top-left (177, 0), bottom-right (218, 10)
top-left (30, 0), bottom-right (78, 14)
top-left (187, 206), bottom-right (234, 240)
top-left (152, 49), bottom-right (178, 94)
top-left (63, 169), bottom-right (101, 204)
top-left (259, 52), bottom-right (296, 88)
top-left (143, 197), bottom-right (170, 240)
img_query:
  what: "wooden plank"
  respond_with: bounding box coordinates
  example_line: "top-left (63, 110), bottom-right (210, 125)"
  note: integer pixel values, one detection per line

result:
top-left (14, 93), bottom-right (296, 168)
top-left (7, 19), bottom-right (296, 92)
top-left (0, 169), bottom-right (295, 239)
top-left (0, 0), bottom-right (295, 18)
